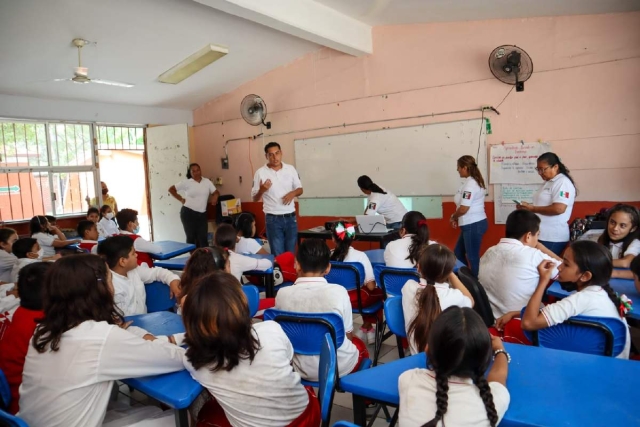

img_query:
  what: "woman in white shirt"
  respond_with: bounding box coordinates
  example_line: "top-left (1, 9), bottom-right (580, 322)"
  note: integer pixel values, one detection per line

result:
top-left (597, 204), bottom-right (640, 280)
top-left (19, 254), bottom-right (185, 427)
top-left (169, 163), bottom-right (220, 248)
top-left (384, 211), bottom-right (436, 268)
top-left (518, 152), bottom-right (577, 256)
top-left (214, 224), bottom-right (272, 282)
top-left (358, 175), bottom-right (407, 230)
top-left (522, 240), bottom-right (631, 359)
top-left (182, 271), bottom-right (320, 427)
top-left (0, 228), bottom-right (18, 283)
top-left (451, 155), bottom-right (488, 278)
top-left (235, 212), bottom-right (269, 254)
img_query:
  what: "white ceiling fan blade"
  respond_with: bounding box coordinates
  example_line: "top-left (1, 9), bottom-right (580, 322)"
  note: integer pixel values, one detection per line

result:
top-left (91, 79), bottom-right (134, 88)
top-left (52, 78), bottom-right (72, 82)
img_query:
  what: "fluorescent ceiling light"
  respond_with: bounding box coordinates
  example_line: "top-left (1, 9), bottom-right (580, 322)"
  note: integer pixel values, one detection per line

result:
top-left (157, 44), bottom-right (228, 84)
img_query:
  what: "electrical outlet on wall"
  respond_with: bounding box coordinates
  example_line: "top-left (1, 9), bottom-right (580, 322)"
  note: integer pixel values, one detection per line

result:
top-left (215, 177), bottom-right (223, 185)
top-left (221, 157), bottom-right (229, 169)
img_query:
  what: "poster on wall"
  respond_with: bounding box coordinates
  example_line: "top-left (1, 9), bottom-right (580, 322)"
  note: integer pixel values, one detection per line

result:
top-left (489, 142), bottom-right (552, 184)
top-left (494, 184), bottom-right (540, 224)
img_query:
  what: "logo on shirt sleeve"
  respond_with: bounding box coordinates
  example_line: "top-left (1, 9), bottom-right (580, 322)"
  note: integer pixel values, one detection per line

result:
top-left (462, 191), bottom-right (472, 200)
top-left (559, 191), bottom-right (570, 198)
top-left (368, 202), bottom-right (377, 210)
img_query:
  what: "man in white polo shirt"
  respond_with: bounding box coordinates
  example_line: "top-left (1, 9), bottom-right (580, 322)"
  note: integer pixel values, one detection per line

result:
top-left (251, 142), bottom-right (303, 256)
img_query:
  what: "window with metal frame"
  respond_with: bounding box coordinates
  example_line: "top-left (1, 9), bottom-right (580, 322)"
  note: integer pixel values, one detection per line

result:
top-left (96, 125), bottom-right (144, 150)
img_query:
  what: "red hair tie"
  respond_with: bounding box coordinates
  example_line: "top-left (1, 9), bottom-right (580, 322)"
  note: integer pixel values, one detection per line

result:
top-left (417, 220), bottom-right (428, 227)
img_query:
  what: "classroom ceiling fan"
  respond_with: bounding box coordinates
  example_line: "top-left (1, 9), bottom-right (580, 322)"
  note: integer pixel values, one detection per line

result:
top-left (488, 45), bottom-right (533, 92)
top-left (240, 94), bottom-right (271, 129)
top-left (50, 38), bottom-right (134, 88)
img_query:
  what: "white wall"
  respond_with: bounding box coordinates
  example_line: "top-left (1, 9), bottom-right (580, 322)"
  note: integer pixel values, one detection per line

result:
top-left (0, 94), bottom-right (193, 125)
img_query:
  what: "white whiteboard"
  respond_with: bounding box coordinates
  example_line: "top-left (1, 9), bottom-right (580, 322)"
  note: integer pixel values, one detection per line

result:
top-left (294, 119), bottom-right (487, 197)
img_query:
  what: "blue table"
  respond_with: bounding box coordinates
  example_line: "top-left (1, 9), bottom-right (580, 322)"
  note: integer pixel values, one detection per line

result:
top-left (340, 343), bottom-right (640, 426)
top-left (154, 256), bottom-right (189, 270)
top-left (149, 241), bottom-right (196, 260)
top-left (244, 253), bottom-right (276, 297)
top-left (547, 278), bottom-right (640, 321)
top-left (364, 249), bottom-right (384, 266)
top-left (123, 311), bottom-right (201, 427)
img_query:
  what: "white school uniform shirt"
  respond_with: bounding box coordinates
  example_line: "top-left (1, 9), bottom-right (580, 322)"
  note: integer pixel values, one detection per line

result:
top-left (98, 217), bottom-right (119, 237)
top-left (10, 258), bottom-right (40, 284)
top-left (339, 247), bottom-right (375, 283)
top-left (609, 238), bottom-right (640, 259)
top-left (399, 369), bottom-right (510, 427)
top-left (402, 278), bottom-right (473, 355)
top-left (533, 174), bottom-right (576, 242)
top-left (111, 265), bottom-right (180, 316)
top-left (0, 283), bottom-right (19, 320)
top-left (32, 232), bottom-right (58, 257)
top-left (236, 236), bottom-right (263, 254)
top-left (19, 320), bottom-right (185, 427)
top-left (175, 177), bottom-right (217, 213)
top-left (251, 162), bottom-right (302, 215)
top-left (275, 277), bottom-right (359, 381)
top-left (541, 285), bottom-right (631, 359)
top-left (0, 250), bottom-right (17, 283)
top-left (228, 250), bottom-right (272, 282)
top-left (479, 238), bottom-right (560, 319)
top-left (453, 177), bottom-right (487, 226)
top-left (186, 321), bottom-right (308, 427)
top-left (384, 235), bottom-right (438, 268)
top-left (118, 230), bottom-right (162, 259)
top-left (365, 188), bottom-right (407, 224)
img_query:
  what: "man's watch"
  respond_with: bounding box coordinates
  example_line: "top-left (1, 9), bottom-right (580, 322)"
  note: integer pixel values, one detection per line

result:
top-left (493, 349), bottom-right (511, 364)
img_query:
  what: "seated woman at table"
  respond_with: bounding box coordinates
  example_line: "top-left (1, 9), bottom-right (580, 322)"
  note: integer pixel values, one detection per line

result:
top-left (215, 224), bottom-right (273, 283)
top-left (183, 271), bottom-right (320, 427)
top-left (330, 221), bottom-right (383, 345)
top-left (522, 240), bottom-right (631, 359)
top-left (405, 244), bottom-right (474, 355)
top-left (384, 211), bottom-right (436, 268)
top-left (597, 204), bottom-right (640, 280)
top-left (235, 212), bottom-right (269, 255)
top-left (18, 254), bottom-right (186, 427)
top-left (399, 306), bottom-right (510, 427)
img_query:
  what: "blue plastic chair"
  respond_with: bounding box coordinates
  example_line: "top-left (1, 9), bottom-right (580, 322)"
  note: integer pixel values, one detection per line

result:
top-left (326, 261), bottom-right (384, 365)
top-left (0, 368), bottom-right (11, 411)
top-left (521, 310), bottom-right (629, 357)
top-left (333, 422), bottom-right (359, 427)
top-left (384, 297), bottom-right (407, 359)
top-left (376, 266), bottom-right (420, 297)
top-left (0, 409), bottom-right (29, 427)
top-left (319, 333), bottom-right (337, 427)
top-left (242, 285), bottom-right (260, 317)
top-left (144, 281), bottom-right (177, 313)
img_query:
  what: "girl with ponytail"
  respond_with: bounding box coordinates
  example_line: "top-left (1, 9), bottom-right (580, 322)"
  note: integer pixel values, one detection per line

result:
top-left (404, 244), bottom-right (474, 355)
top-left (452, 155), bottom-right (488, 278)
top-left (597, 204), bottom-right (640, 280)
top-left (399, 306), bottom-right (510, 427)
top-left (358, 175), bottom-right (407, 230)
top-left (330, 221), bottom-right (383, 344)
top-left (214, 224), bottom-right (272, 283)
top-left (522, 240), bottom-right (631, 358)
top-left (384, 211), bottom-right (436, 268)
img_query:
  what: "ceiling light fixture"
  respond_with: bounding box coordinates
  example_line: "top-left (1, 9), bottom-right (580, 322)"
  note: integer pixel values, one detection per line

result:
top-left (157, 44), bottom-right (228, 84)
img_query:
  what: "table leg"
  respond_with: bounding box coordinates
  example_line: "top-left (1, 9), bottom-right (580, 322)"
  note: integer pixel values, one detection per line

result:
top-left (352, 394), bottom-right (367, 426)
top-left (265, 273), bottom-right (275, 298)
top-left (175, 408), bottom-right (189, 427)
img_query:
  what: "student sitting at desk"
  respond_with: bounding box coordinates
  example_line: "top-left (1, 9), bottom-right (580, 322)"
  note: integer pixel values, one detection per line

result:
top-left (10, 238), bottom-right (60, 283)
top-left (399, 306), bottom-right (510, 427)
top-left (86, 206), bottom-right (100, 224)
top-left (19, 254), bottom-right (185, 427)
top-left (358, 175), bottom-right (407, 230)
top-left (0, 262), bottom-right (50, 414)
top-left (98, 204), bottom-right (119, 238)
top-left (522, 240), bottom-right (631, 359)
top-left (276, 239), bottom-right (367, 382)
top-left (98, 236), bottom-right (181, 317)
top-left (214, 224), bottom-right (273, 283)
top-left (183, 271), bottom-right (320, 427)
top-left (597, 204), bottom-right (640, 280)
top-left (404, 244), bottom-right (474, 355)
top-left (235, 212), bottom-right (269, 254)
top-left (77, 220), bottom-right (99, 254)
top-left (30, 215), bottom-right (80, 257)
top-left (179, 247), bottom-right (229, 307)
top-left (0, 227), bottom-right (18, 283)
top-left (116, 208), bottom-right (160, 268)
top-left (384, 211), bottom-right (436, 268)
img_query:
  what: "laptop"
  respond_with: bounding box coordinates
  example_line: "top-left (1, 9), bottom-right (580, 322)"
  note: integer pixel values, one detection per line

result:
top-left (356, 215), bottom-right (389, 234)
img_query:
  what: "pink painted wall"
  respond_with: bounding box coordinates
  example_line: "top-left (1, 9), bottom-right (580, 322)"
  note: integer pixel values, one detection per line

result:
top-left (193, 12), bottom-right (640, 203)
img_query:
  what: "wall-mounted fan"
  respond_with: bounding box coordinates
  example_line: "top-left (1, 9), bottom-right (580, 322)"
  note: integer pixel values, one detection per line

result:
top-left (50, 38), bottom-right (134, 88)
top-left (240, 94), bottom-right (271, 129)
top-left (488, 45), bottom-right (533, 92)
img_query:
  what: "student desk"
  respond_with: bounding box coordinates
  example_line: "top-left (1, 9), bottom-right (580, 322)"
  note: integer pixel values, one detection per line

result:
top-left (153, 256), bottom-right (190, 270)
top-left (297, 229), bottom-right (396, 249)
top-left (340, 343), bottom-right (640, 426)
top-left (547, 278), bottom-right (640, 322)
top-left (148, 241), bottom-right (196, 260)
top-left (123, 311), bottom-right (201, 427)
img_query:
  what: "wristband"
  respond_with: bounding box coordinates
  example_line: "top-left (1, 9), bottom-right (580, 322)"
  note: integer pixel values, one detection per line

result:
top-left (493, 349), bottom-right (511, 364)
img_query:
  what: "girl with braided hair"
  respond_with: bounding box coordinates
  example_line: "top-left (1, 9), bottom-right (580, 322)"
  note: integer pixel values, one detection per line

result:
top-left (522, 240), bottom-right (631, 358)
top-left (399, 306), bottom-right (510, 427)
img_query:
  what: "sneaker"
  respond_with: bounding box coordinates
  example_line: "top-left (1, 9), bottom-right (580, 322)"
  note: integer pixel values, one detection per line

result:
top-left (354, 326), bottom-right (367, 342)
top-left (366, 326), bottom-right (377, 345)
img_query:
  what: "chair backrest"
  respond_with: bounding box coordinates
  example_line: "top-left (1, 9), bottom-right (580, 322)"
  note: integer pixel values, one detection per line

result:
top-left (263, 309), bottom-right (345, 355)
top-left (378, 267), bottom-right (420, 297)
top-left (325, 262), bottom-right (364, 292)
top-left (333, 422), bottom-right (359, 427)
top-left (144, 281), bottom-right (177, 313)
top-left (242, 285), bottom-right (259, 317)
top-left (319, 333), bottom-right (337, 427)
top-left (456, 267), bottom-right (494, 327)
top-left (384, 297), bottom-right (406, 338)
top-left (0, 408), bottom-right (29, 427)
top-left (0, 368), bottom-right (10, 412)
top-left (522, 312), bottom-right (628, 357)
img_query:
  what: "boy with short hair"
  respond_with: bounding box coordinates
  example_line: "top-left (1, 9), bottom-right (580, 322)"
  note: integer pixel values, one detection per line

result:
top-left (115, 208), bottom-right (161, 267)
top-left (275, 238), bottom-right (367, 382)
top-left (76, 220), bottom-right (99, 254)
top-left (86, 207), bottom-right (100, 224)
top-left (10, 238), bottom-right (59, 283)
top-left (98, 235), bottom-right (181, 316)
